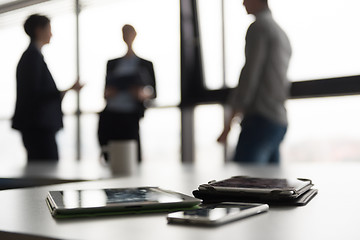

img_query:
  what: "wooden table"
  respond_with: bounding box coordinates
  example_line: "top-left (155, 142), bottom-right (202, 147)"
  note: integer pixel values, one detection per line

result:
top-left (0, 161), bottom-right (359, 240)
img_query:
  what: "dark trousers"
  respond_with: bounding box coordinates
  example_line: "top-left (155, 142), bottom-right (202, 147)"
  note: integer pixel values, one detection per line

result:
top-left (98, 110), bottom-right (142, 162)
top-left (234, 114), bottom-right (287, 164)
top-left (21, 129), bottom-right (59, 162)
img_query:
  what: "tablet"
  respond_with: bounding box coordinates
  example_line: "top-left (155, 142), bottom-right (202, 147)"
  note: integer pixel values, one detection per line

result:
top-left (198, 176), bottom-right (313, 198)
top-left (46, 187), bottom-right (201, 218)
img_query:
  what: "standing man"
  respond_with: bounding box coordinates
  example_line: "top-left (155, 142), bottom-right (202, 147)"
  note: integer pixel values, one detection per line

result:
top-left (13, 14), bottom-right (83, 162)
top-left (218, 0), bottom-right (292, 164)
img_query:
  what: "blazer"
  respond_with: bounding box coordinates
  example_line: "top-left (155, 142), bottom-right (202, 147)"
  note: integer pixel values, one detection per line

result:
top-left (105, 56), bottom-right (157, 117)
top-left (12, 43), bottom-right (63, 131)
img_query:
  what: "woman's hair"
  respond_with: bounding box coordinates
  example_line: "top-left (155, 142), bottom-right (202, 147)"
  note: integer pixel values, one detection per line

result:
top-left (24, 14), bottom-right (50, 40)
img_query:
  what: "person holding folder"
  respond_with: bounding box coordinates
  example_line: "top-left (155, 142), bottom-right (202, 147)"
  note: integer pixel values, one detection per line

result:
top-left (98, 24), bottom-right (156, 163)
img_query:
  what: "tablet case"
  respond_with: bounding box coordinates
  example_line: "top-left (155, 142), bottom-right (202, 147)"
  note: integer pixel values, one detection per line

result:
top-left (193, 188), bottom-right (318, 206)
top-left (193, 176), bottom-right (318, 206)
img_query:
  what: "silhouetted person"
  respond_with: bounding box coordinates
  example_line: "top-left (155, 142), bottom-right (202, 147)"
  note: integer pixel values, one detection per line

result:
top-left (12, 14), bottom-right (83, 162)
top-left (218, 0), bottom-right (292, 164)
top-left (98, 24), bottom-right (156, 162)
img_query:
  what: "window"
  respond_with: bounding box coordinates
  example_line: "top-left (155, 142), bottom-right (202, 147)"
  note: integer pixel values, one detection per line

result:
top-left (283, 96), bottom-right (360, 162)
top-left (270, 0), bottom-right (360, 81)
top-left (79, 0), bottom-right (180, 112)
top-left (195, 0), bottom-right (360, 163)
top-left (0, 0), bottom-right (78, 164)
top-left (79, 0), bottom-right (181, 161)
top-left (198, 0), bottom-right (360, 90)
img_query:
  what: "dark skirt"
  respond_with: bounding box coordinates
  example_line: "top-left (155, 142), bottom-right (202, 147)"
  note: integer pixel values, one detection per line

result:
top-left (21, 128), bottom-right (59, 162)
top-left (98, 110), bottom-right (141, 162)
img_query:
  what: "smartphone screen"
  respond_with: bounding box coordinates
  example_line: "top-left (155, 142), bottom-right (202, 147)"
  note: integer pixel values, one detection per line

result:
top-left (167, 203), bottom-right (268, 226)
top-left (182, 205), bottom-right (252, 220)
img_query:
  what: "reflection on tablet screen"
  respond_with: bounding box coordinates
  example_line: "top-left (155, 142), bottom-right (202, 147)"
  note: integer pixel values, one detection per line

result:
top-left (61, 188), bottom-right (183, 209)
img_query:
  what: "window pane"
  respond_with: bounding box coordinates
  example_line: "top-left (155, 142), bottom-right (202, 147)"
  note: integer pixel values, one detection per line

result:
top-left (78, 108), bottom-right (181, 164)
top-left (44, 12), bottom-right (77, 114)
top-left (223, 0), bottom-right (251, 88)
top-left (141, 108), bottom-right (181, 164)
top-left (0, 0), bottom-right (78, 162)
top-left (194, 104), bottom-right (225, 164)
top-left (283, 96), bottom-right (360, 162)
top-left (199, 0), bottom-right (360, 90)
top-left (0, 0), bottom-right (76, 117)
top-left (271, 0), bottom-right (360, 81)
top-left (0, 120), bottom-right (25, 166)
top-left (197, 0), bottom-right (224, 90)
top-left (0, 25), bottom-right (24, 119)
top-left (221, 96), bottom-right (360, 163)
top-left (79, 0), bottom-right (180, 112)
top-left (78, 0), bottom-right (181, 164)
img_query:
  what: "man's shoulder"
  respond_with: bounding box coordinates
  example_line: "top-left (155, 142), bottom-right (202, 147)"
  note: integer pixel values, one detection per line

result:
top-left (21, 44), bottom-right (42, 61)
top-left (246, 20), bottom-right (267, 39)
top-left (17, 45), bottom-right (43, 72)
top-left (107, 56), bottom-right (153, 69)
top-left (139, 58), bottom-right (153, 67)
top-left (249, 14), bottom-right (285, 38)
top-left (107, 57), bottom-right (122, 64)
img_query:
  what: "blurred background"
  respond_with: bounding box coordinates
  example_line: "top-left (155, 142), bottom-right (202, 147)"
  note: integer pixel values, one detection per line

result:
top-left (1, 0), bottom-right (360, 167)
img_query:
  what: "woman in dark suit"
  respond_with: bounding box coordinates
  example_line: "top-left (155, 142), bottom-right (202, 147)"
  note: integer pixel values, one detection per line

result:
top-left (98, 24), bottom-right (156, 163)
top-left (12, 14), bottom-right (82, 162)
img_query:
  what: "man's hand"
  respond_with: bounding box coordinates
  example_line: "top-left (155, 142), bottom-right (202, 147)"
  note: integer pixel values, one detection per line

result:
top-left (70, 77), bottom-right (84, 92)
top-left (217, 109), bottom-right (241, 144)
top-left (217, 126), bottom-right (231, 144)
top-left (131, 86), bottom-right (154, 101)
top-left (61, 78), bottom-right (84, 99)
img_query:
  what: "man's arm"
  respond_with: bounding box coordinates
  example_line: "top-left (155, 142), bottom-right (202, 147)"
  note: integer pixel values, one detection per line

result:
top-left (147, 61), bottom-right (157, 99)
top-left (132, 60), bottom-right (156, 102)
top-left (217, 109), bottom-right (237, 143)
top-left (104, 60), bottom-right (118, 100)
top-left (16, 50), bottom-right (48, 113)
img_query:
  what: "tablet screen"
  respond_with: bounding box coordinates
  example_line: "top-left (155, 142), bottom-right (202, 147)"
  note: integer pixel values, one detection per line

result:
top-left (58, 187), bottom-right (183, 209)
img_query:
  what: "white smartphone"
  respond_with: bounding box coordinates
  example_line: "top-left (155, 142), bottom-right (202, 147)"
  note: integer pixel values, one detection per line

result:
top-left (167, 202), bottom-right (269, 226)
